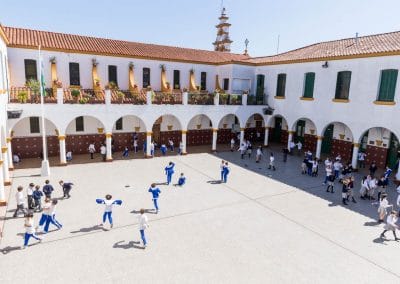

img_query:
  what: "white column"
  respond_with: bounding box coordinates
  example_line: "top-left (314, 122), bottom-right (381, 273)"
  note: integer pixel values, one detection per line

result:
top-left (6, 137), bottom-right (13, 170)
top-left (58, 135), bottom-right (67, 165)
top-left (287, 131), bottom-right (294, 151)
top-left (181, 130), bottom-right (187, 154)
top-left (240, 128), bottom-right (245, 145)
top-left (1, 147), bottom-right (11, 185)
top-left (212, 128), bottom-right (218, 151)
top-left (351, 143), bottom-right (360, 170)
top-left (56, 88), bottom-right (64, 105)
top-left (105, 89), bottom-right (111, 105)
top-left (241, 93), bottom-right (248, 105)
top-left (264, 127), bottom-right (269, 146)
top-left (146, 90), bottom-right (152, 105)
top-left (214, 93), bottom-right (219, 105)
top-left (146, 132), bottom-right (152, 158)
top-left (315, 136), bottom-right (323, 159)
top-left (106, 133), bottom-right (113, 161)
top-left (0, 160), bottom-right (5, 206)
top-left (182, 92), bottom-right (188, 105)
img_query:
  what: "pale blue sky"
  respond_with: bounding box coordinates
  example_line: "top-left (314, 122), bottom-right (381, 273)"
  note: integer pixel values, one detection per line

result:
top-left (1, 0), bottom-right (399, 57)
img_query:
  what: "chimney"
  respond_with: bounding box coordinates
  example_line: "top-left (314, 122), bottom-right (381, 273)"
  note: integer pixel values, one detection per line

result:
top-left (355, 32), bottom-right (359, 45)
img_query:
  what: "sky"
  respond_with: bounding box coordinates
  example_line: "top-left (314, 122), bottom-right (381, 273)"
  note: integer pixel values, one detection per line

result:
top-left (1, 0), bottom-right (400, 57)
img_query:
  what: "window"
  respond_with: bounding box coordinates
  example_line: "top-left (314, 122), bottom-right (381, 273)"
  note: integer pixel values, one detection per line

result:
top-left (116, 118), bottom-right (123, 130)
top-left (201, 72), bottom-right (207, 90)
top-left (108, 65), bottom-right (118, 86)
top-left (335, 71), bottom-right (351, 100)
top-left (75, 116), bottom-right (84, 132)
top-left (69, 63), bottom-right (80, 86)
top-left (303, 72), bottom-right (315, 98)
top-left (29, 117), bottom-right (40, 133)
top-left (173, 70), bottom-right (180, 89)
top-left (24, 59), bottom-right (37, 82)
top-left (377, 69), bottom-right (398, 102)
top-left (223, 78), bottom-right (229, 91)
top-left (143, 68), bottom-right (150, 88)
top-left (276, 73), bottom-right (286, 97)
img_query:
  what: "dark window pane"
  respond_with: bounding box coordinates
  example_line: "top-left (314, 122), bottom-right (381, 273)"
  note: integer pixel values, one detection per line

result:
top-left (24, 59), bottom-right (37, 82)
top-left (335, 71), bottom-right (351, 99)
top-left (75, 116), bottom-right (84, 132)
top-left (108, 65), bottom-right (118, 86)
top-left (69, 63), bottom-right (80, 86)
top-left (303, 72), bottom-right (315, 98)
top-left (223, 78), bottom-right (229, 91)
top-left (173, 70), bottom-right (180, 89)
top-left (201, 72), bottom-right (207, 90)
top-left (143, 68), bottom-right (150, 88)
top-left (116, 118), bottom-right (123, 130)
top-left (276, 73), bottom-right (286, 97)
top-left (378, 69), bottom-right (398, 102)
top-left (29, 117), bottom-right (40, 133)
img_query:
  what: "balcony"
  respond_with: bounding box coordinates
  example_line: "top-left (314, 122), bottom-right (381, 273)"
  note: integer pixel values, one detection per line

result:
top-left (151, 91), bottom-right (182, 105)
top-left (188, 93), bottom-right (214, 105)
top-left (10, 87), bottom-right (57, 104)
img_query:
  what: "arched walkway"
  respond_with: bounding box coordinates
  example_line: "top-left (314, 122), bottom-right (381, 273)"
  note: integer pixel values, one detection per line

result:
top-left (244, 113), bottom-right (265, 143)
top-left (358, 127), bottom-right (400, 169)
top-left (321, 122), bottom-right (354, 162)
top-left (151, 114), bottom-right (182, 145)
top-left (111, 115), bottom-right (147, 153)
top-left (187, 114), bottom-right (213, 146)
top-left (217, 114), bottom-right (240, 145)
top-left (291, 118), bottom-right (318, 152)
top-left (10, 116), bottom-right (59, 158)
top-left (267, 115), bottom-right (289, 144)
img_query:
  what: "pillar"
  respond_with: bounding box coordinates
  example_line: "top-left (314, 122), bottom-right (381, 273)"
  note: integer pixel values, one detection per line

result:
top-left (146, 91), bottom-right (152, 105)
top-left (106, 133), bottom-right (113, 161)
top-left (264, 127), bottom-right (270, 146)
top-left (212, 128), bottom-right (218, 152)
top-left (58, 135), bottom-right (67, 165)
top-left (287, 131), bottom-right (295, 151)
top-left (351, 143), bottom-right (360, 170)
top-left (315, 136), bottom-right (323, 159)
top-left (0, 160), bottom-right (5, 206)
top-left (182, 92), bottom-right (188, 105)
top-left (146, 132), bottom-right (152, 158)
top-left (240, 128), bottom-right (245, 145)
top-left (241, 93), bottom-right (248, 105)
top-left (105, 89), bottom-right (111, 105)
top-left (6, 137), bottom-right (13, 170)
top-left (56, 88), bottom-right (64, 105)
top-left (2, 147), bottom-right (11, 185)
top-left (181, 130), bottom-right (187, 155)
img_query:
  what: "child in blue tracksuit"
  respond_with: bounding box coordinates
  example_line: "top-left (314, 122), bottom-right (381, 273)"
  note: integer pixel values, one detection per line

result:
top-left (160, 144), bottom-right (167, 156)
top-left (122, 146), bottom-right (129, 158)
top-left (222, 162), bottom-right (230, 183)
top-left (22, 213), bottom-right (42, 249)
top-left (44, 200), bottom-right (62, 233)
top-left (96, 194), bottom-right (122, 229)
top-left (165, 162), bottom-right (175, 185)
top-left (220, 160), bottom-right (225, 181)
top-left (148, 183), bottom-right (161, 213)
top-left (176, 173), bottom-right (186, 186)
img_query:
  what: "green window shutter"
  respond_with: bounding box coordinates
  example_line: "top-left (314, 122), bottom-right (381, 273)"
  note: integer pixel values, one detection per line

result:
top-left (303, 72), bottom-right (315, 98)
top-left (276, 73), bottom-right (286, 97)
top-left (335, 71), bottom-right (351, 99)
top-left (378, 69), bottom-right (398, 102)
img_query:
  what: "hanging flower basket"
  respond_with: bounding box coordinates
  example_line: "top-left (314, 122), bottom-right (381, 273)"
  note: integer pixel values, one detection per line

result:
top-left (376, 140), bottom-right (383, 146)
top-left (309, 129), bottom-right (315, 135)
top-left (196, 124), bottom-right (201, 130)
top-left (223, 123), bottom-right (228, 129)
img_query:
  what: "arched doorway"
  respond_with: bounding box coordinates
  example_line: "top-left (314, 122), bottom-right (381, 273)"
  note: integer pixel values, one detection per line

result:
top-left (112, 115), bottom-right (146, 153)
top-left (151, 114), bottom-right (182, 146)
top-left (217, 114), bottom-right (240, 146)
top-left (359, 127), bottom-right (400, 169)
top-left (10, 116), bottom-right (59, 159)
top-left (244, 113), bottom-right (265, 143)
top-left (321, 122), bottom-right (353, 161)
top-left (65, 115), bottom-right (106, 156)
top-left (268, 115), bottom-right (288, 144)
top-left (291, 118), bottom-right (317, 152)
top-left (187, 114), bottom-right (213, 146)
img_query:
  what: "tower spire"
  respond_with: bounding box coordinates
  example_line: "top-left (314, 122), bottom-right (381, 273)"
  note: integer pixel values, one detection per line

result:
top-left (212, 7), bottom-right (232, 52)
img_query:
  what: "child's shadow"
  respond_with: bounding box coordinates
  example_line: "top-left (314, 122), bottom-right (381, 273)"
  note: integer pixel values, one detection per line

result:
top-left (207, 180), bottom-right (222, 185)
top-left (130, 209), bottom-right (156, 214)
top-left (113, 240), bottom-right (143, 250)
top-left (70, 225), bottom-right (106, 233)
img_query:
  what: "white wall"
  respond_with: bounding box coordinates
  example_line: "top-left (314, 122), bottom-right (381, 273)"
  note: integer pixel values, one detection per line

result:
top-left (112, 116), bottom-right (146, 132)
top-left (187, 115), bottom-right (212, 130)
top-left (65, 116), bottom-right (105, 135)
top-left (11, 118), bottom-right (57, 137)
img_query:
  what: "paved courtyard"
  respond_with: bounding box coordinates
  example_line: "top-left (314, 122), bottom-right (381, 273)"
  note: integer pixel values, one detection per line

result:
top-left (1, 150), bottom-right (400, 283)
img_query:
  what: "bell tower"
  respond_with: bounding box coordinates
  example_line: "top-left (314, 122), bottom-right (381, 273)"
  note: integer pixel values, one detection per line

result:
top-left (213, 7), bottom-right (232, 52)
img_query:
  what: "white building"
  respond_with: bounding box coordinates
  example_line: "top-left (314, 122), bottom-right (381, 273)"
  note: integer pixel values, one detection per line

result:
top-left (1, 18), bottom-right (400, 204)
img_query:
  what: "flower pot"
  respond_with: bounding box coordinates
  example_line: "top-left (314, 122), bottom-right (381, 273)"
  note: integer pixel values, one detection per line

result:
top-left (196, 124), bottom-right (201, 130)
top-left (339, 134), bottom-right (345, 140)
top-left (309, 129), bottom-right (315, 135)
top-left (223, 123), bottom-right (227, 129)
top-left (376, 140), bottom-right (383, 146)
top-left (97, 128), bottom-right (104, 134)
top-left (135, 127), bottom-right (140, 132)
top-left (167, 125), bottom-right (173, 131)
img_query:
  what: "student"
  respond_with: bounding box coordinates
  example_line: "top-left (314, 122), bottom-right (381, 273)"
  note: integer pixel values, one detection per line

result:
top-left (268, 152), bottom-right (276, 171)
top-left (13, 186), bottom-right (26, 218)
top-left (66, 150), bottom-right (73, 161)
top-left (138, 208), bottom-right (149, 248)
top-left (346, 176), bottom-right (356, 203)
top-left (88, 142), bottom-right (96, 159)
top-left (222, 162), bottom-right (230, 183)
top-left (176, 173), bottom-right (186, 186)
top-left (178, 141), bottom-right (183, 155)
top-left (13, 154), bottom-right (20, 163)
top-left (380, 210), bottom-right (399, 241)
top-left (311, 158), bottom-right (318, 177)
top-left (301, 158), bottom-right (308, 174)
top-left (150, 142), bottom-right (155, 156)
top-left (323, 158), bottom-right (332, 185)
top-left (342, 178), bottom-right (349, 205)
top-left (148, 184), bottom-right (161, 213)
top-left (122, 146), bottom-right (129, 158)
top-left (160, 144), bottom-right (167, 156)
top-left (42, 180), bottom-right (54, 199)
top-left (360, 175), bottom-right (371, 200)
top-left (333, 160), bottom-right (342, 179)
top-left (358, 151), bottom-right (366, 168)
top-left (100, 144), bottom-right (107, 161)
top-left (22, 213), bottom-right (42, 249)
top-left (369, 161), bottom-right (378, 177)
top-left (378, 194), bottom-right (391, 223)
top-left (26, 183), bottom-right (35, 210)
top-left (44, 200), bottom-right (63, 233)
top-left (326, 174), bottom-right (335, 193)
top-left (37, 198), bottom-right (52, 232)
top-left (230, 138), bottom-right (235, 152)
top-left (168, 138), bottom-right (174, 152)
top-left (256, 146), bottom-right (263, 163)
top-left (32, 185), bottom-right (43, 212)
top-left (246, 140), bottom-right (252, 158)
top-left (238, 143), bottom-right (246, 159)
top-left (96, 195), bottom-right (122, 229)
top-left (220, 160), bottom-right (225, 181)
top-left (165, 162), bottom-right (175, 185)
top-left (383, 166), bottom-right (392, 187)
top-left (59, 180), bottom-right (74, 199)
top-left (296, 141), bottom-right (302, 156)
top-left (133, 139), bottom-right (138, 153)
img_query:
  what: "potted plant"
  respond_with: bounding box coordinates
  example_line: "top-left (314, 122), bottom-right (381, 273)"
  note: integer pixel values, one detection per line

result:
top-left (25, 79), bottom-right (40, 103)
top-left (17, 91), bottom-right (28, 103)
top-left (167, 125), bottom-right (173, 131)
top-left (54, 79), bottom-right (62, 88)
top-left (71, 89), bottom-right (81, 102)
top-left (116, 90), bottom-right (125, 103)
top-left (79, 97), bottom-right (89, 104)
top-left (220, 93), bottom-right (229, 104)
top-left (108, 81), bottom-right (117, 90)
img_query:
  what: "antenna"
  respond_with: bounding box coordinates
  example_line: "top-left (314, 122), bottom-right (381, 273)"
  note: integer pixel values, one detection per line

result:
top-left (276, 35), bottom-right (280, 54)
top-left (221, 0), bottom-right (224, 12)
